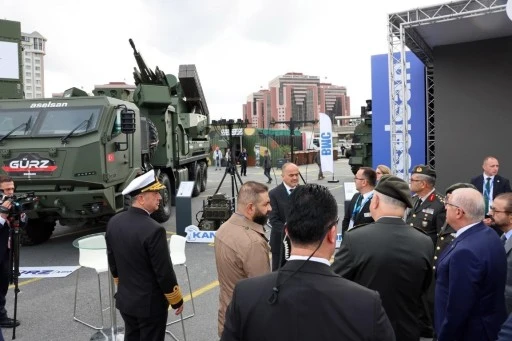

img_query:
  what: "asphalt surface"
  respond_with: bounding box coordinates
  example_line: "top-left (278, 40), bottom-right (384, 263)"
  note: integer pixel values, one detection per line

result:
top-left (2, 159), bottom-right (356, 341)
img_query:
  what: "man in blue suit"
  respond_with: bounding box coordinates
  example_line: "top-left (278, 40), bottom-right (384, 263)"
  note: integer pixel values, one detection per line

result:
top-left (435, 187), bottom-right (507, 341)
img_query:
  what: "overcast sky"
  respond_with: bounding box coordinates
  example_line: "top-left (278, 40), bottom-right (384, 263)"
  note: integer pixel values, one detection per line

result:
top-left (3, 0), bottom-right (442, 120)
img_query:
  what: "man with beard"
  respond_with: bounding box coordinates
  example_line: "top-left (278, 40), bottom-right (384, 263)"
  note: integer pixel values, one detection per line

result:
top-left (490, 192), bottom-right (512, 313)
top-left (215, 181), bottom-right (272, 337)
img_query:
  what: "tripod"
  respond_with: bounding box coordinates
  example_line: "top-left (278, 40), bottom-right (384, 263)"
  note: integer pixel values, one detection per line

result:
top-left (214, 158), bottom-right (244, 210)
top-left (8, 218), bottom-right (21, 340)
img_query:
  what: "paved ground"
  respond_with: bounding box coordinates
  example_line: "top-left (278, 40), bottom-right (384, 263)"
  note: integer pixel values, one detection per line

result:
top-left (1, 159), bottom-right (417, 341)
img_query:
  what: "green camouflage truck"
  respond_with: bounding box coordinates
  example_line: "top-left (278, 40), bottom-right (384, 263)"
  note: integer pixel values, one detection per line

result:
top-left (0, 39), bottom-right (210, 245)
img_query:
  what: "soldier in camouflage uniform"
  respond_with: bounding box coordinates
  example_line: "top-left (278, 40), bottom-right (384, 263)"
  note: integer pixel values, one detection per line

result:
top-left (406, 165), bottom-right (446, 246)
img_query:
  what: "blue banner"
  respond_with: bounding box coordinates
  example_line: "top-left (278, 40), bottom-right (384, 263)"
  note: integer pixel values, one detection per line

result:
top-left (371, 52), bottom-right (426, 173)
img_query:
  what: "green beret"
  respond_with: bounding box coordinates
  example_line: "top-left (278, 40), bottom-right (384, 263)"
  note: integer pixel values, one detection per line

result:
top-left (445, 182), bottom-right (477, 195)
top-left (375, 175), bottom-right (413, 208)
top-left (411, 165), bottom-right (436, 178)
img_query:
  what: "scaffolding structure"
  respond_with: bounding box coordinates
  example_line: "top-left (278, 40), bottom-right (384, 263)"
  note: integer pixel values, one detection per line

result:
top-left (387, 0), bottom-right (508, 179)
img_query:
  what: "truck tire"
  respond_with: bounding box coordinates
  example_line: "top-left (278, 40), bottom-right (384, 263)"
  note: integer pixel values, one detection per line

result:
top-left (192, 164), bottom-right (201, 197)
top-left (199, 161), bottom-right (207, 192)
top-left (20, 219), bottom-right (56, 246)
top-left (151, 172), bottom-right (172, 223)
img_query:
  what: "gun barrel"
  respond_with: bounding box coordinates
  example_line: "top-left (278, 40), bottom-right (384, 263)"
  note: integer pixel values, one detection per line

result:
top-left (129, 38), bottom-right (136, 52)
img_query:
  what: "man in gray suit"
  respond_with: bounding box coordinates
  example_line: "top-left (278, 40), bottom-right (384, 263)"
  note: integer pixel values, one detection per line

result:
top-left (490, 192), bottom-right (512, 313)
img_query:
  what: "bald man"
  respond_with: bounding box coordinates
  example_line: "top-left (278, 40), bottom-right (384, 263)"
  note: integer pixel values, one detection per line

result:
top-left (269, 163), bottom-right (300, 271)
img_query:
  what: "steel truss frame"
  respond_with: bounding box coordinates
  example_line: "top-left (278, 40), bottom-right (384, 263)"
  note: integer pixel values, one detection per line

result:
top-left (387, 0), bottom-right (507, 179)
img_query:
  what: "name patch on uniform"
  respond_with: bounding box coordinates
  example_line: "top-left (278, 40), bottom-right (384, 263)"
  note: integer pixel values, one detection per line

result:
top-left (422, 208), bottom-right (434, 215)
top-left (364, 212), bottom-right (372, 218)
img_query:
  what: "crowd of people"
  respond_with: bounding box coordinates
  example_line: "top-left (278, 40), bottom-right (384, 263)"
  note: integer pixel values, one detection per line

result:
top-left (99, 155), bottom-right (512, 340)
top-left (215, 155), bottom-right (512, 341)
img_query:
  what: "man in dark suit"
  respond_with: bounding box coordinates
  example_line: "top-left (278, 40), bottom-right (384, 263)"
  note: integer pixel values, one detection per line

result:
top-left (0, 176), bottom-right (21, 328)
top-left (106, 170), bottom-right (184, 341)
top-left (269, 162), bottom-right (299, 271)
top-left (333, 175), bottom-right (434, 341)
top-left (489, 192), bottom-right (512, 314)
top-left (342, 167), bottom-right (376, 233)
top-left (471, 156), bottom-right (512, 227)
top-left (435, 187), bottom-right (507, 341)
top-left (221, 184), bottom-right (395, 341)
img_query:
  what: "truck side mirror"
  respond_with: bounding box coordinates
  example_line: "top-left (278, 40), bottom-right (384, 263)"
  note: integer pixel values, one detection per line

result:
top-left (121, 108), bottom-right (136, 134)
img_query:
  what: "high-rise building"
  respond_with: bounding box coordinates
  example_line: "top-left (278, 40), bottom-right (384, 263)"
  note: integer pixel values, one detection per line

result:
top-left (244, 72), bottom-right (350, 129)
top-left (21, 31), bottom-right (46, 99)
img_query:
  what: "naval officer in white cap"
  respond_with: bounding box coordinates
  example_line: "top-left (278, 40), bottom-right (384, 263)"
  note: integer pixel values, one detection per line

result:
top-left (106, 169), bottom-right (184, 341)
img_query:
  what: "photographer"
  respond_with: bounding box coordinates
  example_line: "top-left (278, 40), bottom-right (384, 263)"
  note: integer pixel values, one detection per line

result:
top-left (0, 176), bottom-right (20, 328)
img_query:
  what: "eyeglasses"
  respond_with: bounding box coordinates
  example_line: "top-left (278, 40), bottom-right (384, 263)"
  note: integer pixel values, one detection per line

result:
top-left (445, 201), bottom-right (465, 214)
top-left (490, 207), bottom-right (511, 214)
top-left (325, 217), bottom-right (339, 228)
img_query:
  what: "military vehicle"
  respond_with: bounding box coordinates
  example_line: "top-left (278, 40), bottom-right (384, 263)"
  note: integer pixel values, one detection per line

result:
top-left (0, 39), bottom-right (210, 245)
top-left (348, 100), bottom-right (372, 174)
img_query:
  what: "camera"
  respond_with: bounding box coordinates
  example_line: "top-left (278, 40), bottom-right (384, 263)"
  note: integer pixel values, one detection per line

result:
top-left (0, 192), bottom-right (38, 217)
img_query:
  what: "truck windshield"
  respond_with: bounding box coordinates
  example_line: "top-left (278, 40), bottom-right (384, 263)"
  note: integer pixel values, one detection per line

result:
top-left (37, 107), bottom-right (101, 136)
top-left (0, 111), bottom-right (39, 136)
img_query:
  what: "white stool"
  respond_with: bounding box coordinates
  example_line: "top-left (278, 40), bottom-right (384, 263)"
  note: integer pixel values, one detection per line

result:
top-left (166, 235), bottom-right (194, 340)
top-left (73, 235), bottom-right (109, 330)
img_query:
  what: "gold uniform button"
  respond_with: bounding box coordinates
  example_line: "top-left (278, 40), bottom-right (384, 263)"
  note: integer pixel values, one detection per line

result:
top-left (410, 223), bottom-right (413, 226)
top-left (436, 246), bottom-right (440, 250)
top-left (441, 237), bottom-right (444, 240)
top-left (413, 214), bottom-right (416, 218)
top-left (433, 266), bottom-right (436, 269)
top-left (434, 256), bottom-right (437, 260)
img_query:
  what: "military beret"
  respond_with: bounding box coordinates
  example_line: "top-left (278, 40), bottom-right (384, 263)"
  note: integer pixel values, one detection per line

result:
top-left (445, 182), bottom-right (477, 195)
top-left (374, 174), bottom-right (413, 208)
top-left (411, 165), bottom-right (436, 178)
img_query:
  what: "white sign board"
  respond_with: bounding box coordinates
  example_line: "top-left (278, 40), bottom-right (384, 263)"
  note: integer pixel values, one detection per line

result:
top-left (0, 41), bottom-right (20, 80)
top-left (344, 182), bottom-right (357, 201)
top-left (19, 266), bottom-right (80, 278)
top-left (177, 181), bottom-right (195, 197)
top-left (185, 225), bottom-right (216, 243)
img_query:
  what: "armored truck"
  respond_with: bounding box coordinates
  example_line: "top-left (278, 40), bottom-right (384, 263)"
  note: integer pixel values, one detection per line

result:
top-left (0, 39), bottom-right (210, 245)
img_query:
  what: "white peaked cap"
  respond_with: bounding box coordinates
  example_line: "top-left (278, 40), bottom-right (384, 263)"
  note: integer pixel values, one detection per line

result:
top-left (122, 169), bottom-right (165, 196)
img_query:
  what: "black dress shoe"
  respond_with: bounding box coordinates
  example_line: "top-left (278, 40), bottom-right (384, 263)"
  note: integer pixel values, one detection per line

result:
top-left (0, 317), bottom-right (20, 328)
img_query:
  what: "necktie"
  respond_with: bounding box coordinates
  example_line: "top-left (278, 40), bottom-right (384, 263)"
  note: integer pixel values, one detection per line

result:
top-left (484, 177), bottom-right (491, 213)
top-left (352, 195), bottom-right (363, 218)
top-left (501, 234), bottom-right (507, 246)
top-left (289, 188), bottom-right (294, 195)
top-left (413, 198), bottom-right (422, 211)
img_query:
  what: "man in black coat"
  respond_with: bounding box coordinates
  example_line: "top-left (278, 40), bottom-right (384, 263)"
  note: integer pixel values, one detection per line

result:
top-left (333, 175), bottom-right (434, 341)
top-left (0, 176), bottom-right (22, 329)
top-left (222, 184), bottom-right (395, 341)
top-left (471, 156), bottom-right (512, 229)
top-left (237, 148), bottom-right (248, 176)
top-left (342, 167), bottom-right (376, 233)
top-left (269, 162), bottom-right (300, 271)
top-left (106, 170), bottom-right (184, 341)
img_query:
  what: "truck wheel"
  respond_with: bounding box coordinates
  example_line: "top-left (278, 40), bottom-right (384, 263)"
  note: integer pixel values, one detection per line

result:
top-left (20, 219), bottom-right (56, 246)
top-left (151, 173), bottom-right (172, 223)
top-left (199, 162), bottom-right (207, 192)
top-left (192, 164), bottom-right (201, 197)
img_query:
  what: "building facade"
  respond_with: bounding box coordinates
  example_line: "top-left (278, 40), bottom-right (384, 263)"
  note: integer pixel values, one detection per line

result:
top-left (243, 72), bottom-right (350, 129)
top-left (21, 31), bottom-right (46, 99)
